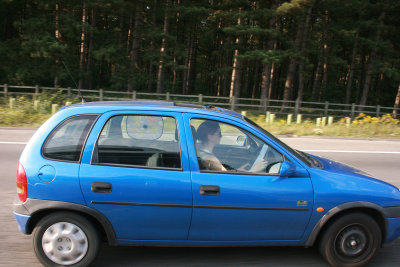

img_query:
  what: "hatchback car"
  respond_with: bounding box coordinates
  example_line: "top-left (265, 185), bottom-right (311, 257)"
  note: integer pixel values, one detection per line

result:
top-left (14, 101), bottom-right (400, 267)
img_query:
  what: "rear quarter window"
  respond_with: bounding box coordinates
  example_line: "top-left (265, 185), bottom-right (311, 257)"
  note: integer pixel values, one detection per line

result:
top-left (42, 115), bottom-right (98, 162)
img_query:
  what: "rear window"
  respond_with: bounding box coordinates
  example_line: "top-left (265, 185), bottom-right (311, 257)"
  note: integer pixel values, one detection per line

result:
top-left (42, 115), bottom-right (98, 162)
top-left (93, 115), bottom-right (181, 169)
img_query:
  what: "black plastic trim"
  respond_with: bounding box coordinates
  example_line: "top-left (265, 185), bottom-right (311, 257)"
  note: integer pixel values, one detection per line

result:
top-left (13, 198), bottom-right (117, 245)
top-left (92, 201), bottom-right (309, 211)
top-left (305, 201), bottom-right (390, 247)
top-left (384, 206), bottom-right (400, 218)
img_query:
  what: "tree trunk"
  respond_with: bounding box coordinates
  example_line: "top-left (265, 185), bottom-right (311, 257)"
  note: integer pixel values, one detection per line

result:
top-left (311, 46), bottom-right (323, 99)
top-left (127, 2), bottom-right (144, 92)
top-left (297, 6), bottom-right (313, 106)
top-left (156, 0), bottom-right (170, 93)
top-left (259, 2), bottom-right (277, 111)
top-left (126, 14), bottom-right (133, 54)
top-left (282, 13), bottom-right (304, 108)
top-left (359, 11), bottom-right (385, 108)
top-left (393, 84), bottom-right (400, 118)
top-left (78, 2), bottom-right (87, 89)
top-left (345, 34), bottom-right (359, 104)
top-left (229, 8), bottom-right (243, 104)
top-left (182, 29), bottom-right (193, 94)
top-left (86, 7), bottom-right (96, 90)
top-left (320, 10), bottom-right (329, 100)
top-left (147, 0), bottom-right (158, 91)
top-left (54, 3), bottom-right (61, 87)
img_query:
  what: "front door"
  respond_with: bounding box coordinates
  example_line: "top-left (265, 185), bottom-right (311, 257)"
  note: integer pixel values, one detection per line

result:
top-left (185, 115), bottom-right (313, 242)
top-left (79, 111), bottom-right (192, 241)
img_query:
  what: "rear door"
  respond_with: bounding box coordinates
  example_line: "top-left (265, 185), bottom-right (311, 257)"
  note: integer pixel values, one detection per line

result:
top-left (79, 111), bottom-right (192, 241)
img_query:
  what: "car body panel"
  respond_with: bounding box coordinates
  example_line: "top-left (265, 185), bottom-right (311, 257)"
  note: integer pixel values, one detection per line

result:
top-left (13, 101), bottom-right (400, 251)
top-left (79, 110), bottom-right (193, 240)
top-left (182, 113), bottom-right (314, 241)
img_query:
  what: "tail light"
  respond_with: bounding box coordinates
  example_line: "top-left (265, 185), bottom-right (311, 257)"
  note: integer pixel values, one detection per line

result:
top-left (16, 162), bottom-right (27, 202)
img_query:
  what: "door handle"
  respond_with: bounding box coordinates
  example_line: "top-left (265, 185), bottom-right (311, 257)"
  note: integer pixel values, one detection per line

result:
top-left (91, 182), bottom-right (112, 193)
top-left (200, 185), bottom-right (220, 196)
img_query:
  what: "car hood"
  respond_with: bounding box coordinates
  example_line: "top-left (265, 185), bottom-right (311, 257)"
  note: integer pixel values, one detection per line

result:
top-left (313, 154), bottom-right (371, 176)
top-left (306, 153), bottom-right (400, 206)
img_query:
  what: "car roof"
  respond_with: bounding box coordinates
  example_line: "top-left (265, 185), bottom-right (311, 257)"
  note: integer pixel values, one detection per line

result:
top-left (60, 101), bottom-right (244, 119)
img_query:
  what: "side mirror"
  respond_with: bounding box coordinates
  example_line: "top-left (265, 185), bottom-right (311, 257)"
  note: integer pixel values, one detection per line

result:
top-left (236, 135), bottom-right (247, 146)
top-left (279, 161), bottom-right (296, 178)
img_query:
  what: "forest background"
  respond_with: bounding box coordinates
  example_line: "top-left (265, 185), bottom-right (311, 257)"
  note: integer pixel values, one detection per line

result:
top-left (1, 0), bottom-right (400, 111)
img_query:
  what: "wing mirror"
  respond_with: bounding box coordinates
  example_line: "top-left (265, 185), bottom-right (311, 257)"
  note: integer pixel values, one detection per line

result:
top-left (236, 135), bottom-right (247, 146)
top-left (279, 161), bottom-right (296, 178)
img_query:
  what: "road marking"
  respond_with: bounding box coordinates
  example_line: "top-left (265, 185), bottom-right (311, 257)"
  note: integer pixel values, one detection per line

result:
top-left (303, 150), bottom-right (400, 154)
top-left (0, 141), bottom-right (28, 145)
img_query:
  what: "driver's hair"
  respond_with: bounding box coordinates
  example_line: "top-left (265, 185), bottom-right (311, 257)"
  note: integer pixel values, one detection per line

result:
top-left (197, 120), bottom-right (220, 143)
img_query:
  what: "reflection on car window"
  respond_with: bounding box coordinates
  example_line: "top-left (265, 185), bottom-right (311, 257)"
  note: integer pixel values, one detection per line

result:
top-left (190, 119), bottom-right (283, 174)
top-left (94, 115), bottom-right (181, 169)
top-left (42, 115), bottom-right (98, 162)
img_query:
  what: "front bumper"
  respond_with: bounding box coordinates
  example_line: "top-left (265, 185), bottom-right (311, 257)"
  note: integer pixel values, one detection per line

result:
top-left (385, 217), bottom-right (400, 243)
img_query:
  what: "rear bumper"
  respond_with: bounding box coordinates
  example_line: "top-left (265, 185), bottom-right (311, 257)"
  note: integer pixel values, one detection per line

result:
top-left (13, 212), bottom-right (31, 234)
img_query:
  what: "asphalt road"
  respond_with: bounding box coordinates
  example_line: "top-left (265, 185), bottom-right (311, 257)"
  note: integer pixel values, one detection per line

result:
top-left (1, 128), bottom-right (399, 267)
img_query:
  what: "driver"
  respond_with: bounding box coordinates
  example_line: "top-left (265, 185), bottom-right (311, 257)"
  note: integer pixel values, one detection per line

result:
top-left (196, 120), bottom-right (227, 171)
top-left (196, 120), bottom-right (267, 173)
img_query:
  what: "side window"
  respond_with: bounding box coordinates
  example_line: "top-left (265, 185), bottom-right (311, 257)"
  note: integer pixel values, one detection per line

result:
top-left (94, 115), bottom-right (181, 169)
top-left (42, 115), bottom-right (98, 162)
top-left (190, 119), bottom-right (283, 174)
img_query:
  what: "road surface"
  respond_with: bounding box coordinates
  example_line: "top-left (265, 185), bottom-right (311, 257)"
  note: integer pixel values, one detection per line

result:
top-left (1, 128), bottom-right (399, 266)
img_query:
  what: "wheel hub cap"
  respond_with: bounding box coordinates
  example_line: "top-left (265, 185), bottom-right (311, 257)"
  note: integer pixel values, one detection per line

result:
top-left (337, 226), bottom-right (367, 257)
top-left (42, 222), bottom-right (88, 265)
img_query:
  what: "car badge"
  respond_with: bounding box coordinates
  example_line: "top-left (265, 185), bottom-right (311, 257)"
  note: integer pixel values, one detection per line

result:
top-left (297, 200), bottom-right (308, 207)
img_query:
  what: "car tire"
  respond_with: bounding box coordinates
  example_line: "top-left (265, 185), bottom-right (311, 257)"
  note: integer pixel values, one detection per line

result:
top-left (318, 213), bottom-right (381, 267)
top-left (32, 211), bottom-right (101, 267)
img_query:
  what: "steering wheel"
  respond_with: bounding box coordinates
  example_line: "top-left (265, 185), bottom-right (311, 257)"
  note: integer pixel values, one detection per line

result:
top-left (250, 144), bottom-right (268, 170)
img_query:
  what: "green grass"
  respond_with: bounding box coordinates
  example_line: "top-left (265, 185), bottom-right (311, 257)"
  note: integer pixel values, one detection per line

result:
top-left (1, 95), bottom-right (399, 139)
top-left (247, 114), bottom-right (400, 139)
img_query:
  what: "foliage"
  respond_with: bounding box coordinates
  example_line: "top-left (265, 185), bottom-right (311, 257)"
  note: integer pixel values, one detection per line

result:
top-left (0, 0), bottom-right (400, 107)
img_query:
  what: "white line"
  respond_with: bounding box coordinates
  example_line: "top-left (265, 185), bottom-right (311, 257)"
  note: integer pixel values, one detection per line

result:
top-left (303, 149), bottom-right (400, 154)
top-left (0, 141), bottom-right (28, 145)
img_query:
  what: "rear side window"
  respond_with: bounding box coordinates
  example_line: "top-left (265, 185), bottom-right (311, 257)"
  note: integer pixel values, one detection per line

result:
top-left (42, 115), bottom-right (98, 162)
top-left (93, 115), bottom-right (181, 169)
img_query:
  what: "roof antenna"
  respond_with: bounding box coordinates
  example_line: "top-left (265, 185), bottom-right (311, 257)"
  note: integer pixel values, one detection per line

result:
top-left (61, 60), bottom-right (85, 103)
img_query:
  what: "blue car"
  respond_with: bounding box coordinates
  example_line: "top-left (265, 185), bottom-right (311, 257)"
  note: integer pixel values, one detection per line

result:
top-left (14, 101), bottom-right (400, 267)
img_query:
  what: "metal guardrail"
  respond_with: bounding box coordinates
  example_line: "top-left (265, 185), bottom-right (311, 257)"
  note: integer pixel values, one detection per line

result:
top-left (1, 84), bottom-right (399, 119)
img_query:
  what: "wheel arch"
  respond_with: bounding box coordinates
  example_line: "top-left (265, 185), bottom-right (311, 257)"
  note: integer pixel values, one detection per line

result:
top-left (306, 201), bottom-right (387, 247)
top-left (23, 199), bottom-right (118, 246)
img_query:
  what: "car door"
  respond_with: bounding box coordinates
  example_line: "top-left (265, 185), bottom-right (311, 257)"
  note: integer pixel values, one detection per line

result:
top-left (79, 111), bottom-right (192, 241)
top-left (184, 114), bottom-right (313, 242)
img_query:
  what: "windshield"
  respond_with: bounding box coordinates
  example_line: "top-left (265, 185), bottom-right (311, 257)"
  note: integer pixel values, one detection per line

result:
top-left (244, 117), bottom-right (314, 167)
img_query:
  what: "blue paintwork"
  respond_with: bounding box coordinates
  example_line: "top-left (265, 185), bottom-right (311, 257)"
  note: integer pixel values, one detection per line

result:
top-left (14, 101), bottom-right (400, 248)
top-left (13, 212), bottom-right (30, 234)
top-left (79, 111), bottom-right (193, 240)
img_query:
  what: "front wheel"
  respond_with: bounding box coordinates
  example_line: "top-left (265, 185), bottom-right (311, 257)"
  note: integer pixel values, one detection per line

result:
top-left (32, 212), bottom-right (101, 267)
top-left (319, 213), bottom-right (381, 267)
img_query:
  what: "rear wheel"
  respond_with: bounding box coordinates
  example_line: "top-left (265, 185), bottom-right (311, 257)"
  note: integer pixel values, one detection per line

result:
top-left (319, 213), bottom-right (381, 267)
top-left (32, 212), bottom-right (101, 267)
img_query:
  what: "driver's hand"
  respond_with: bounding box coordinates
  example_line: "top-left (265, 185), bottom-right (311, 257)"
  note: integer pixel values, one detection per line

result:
top-left (249, 159), bottom-right (268, 173)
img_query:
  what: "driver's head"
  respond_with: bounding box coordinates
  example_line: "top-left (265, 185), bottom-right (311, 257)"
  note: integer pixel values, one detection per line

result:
top-left (197, 120), bottom-right (221, 144)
